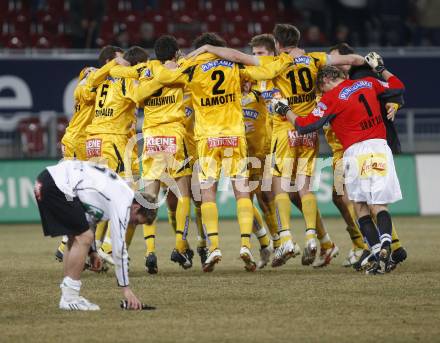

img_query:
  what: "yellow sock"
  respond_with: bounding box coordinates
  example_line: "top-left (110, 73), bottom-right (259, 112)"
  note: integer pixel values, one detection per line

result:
top-left (168, 209), bottom-right (177, 233)
top-left (194, 204), bottom-right (206, 248)
top-left (315, 210), bottom-right (333, 250)
top-left (143, 222), bottom-right (156, 255)
top-left (301, 193), bottom-right (318, 242)
top-left (101, 224), bottom-right (113, 254)
top-left (175, 197), bottom-right (191, 253)
top-left (391, 221), bottom-right (402, 252)
top-left (57, 236), bottom-right (68, 253)
top-left (125, 224), bottom-right (136, 249)
top-left (347, 202), bottom-right (367, 249)
top-left (264, 200), bottom-right (280, 248)
top-left (201, 202), bottom-right (219, 252)
top-left (237, 198), bottom-right (253, 249)
top-left (274, 193), bottom-right (292, 244)
top-left (253, 205), bottom-right (270, 249)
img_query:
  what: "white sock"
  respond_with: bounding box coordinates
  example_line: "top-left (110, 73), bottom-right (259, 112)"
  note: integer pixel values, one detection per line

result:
top-left (319, 233), bottom-right (331, 245)
top-left (60, 276), bottom-right (81, 300)
top-left (255, 227), bottom-right (268, 239)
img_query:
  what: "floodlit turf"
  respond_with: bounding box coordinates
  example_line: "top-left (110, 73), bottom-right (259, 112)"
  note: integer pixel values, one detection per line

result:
top-left (1, 216), bottom-right (440, 343)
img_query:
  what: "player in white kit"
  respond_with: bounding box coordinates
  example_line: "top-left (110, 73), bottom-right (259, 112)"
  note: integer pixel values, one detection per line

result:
top-left (34, 160), bottom-right (149, 310)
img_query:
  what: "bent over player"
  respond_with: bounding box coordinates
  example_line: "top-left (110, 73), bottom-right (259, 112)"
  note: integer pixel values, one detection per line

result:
top-left (34, 160), bottom-right (148, 310)
top-left (272, 53), bottom-right (405, 274)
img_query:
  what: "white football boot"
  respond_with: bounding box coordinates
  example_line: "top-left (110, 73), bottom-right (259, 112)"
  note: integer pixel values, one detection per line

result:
top-left (240, 246), bottom-right (257, 272)
top-left (342, 247), bottom-right (364, 267)
top-left (202, 249), bottom-right (222, 272)
top-left (98, 248), bottom-right (115, 266)
top-left (271, 240), bottom-right (300, 267)
top-left (257, 243), bottom-right (273, 269)
top-left (59, 296), bottom-right (100, 311)
top-left (312, 243), bottom-right (339, 268)
top-left (301, 238), bottom-right (318, 266)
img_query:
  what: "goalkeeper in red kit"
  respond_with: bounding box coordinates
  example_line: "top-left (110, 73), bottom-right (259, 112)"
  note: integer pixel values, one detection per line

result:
top-left (271, 52), bottom-right (405, 274)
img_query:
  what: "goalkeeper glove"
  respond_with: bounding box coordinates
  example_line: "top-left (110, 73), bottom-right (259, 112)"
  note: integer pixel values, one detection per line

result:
top-left (271, 99), bottom-right (291, 116)
top-left (365, 52), bottom-right (385, 74)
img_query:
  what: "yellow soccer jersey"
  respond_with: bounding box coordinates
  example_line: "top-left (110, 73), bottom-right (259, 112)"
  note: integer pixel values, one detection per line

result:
top-left (272, 52), bottom-right (327, 117)
top-left (156, 53), bottom-right (245, 139)
top-left (86, 76), bottom-right (138, 135)
top-left (141, 61), bottom-right (186, 130)
top-left (242, 89), bottom-right (267, 155)
top-left (64, 70), bottom-right (97, 139)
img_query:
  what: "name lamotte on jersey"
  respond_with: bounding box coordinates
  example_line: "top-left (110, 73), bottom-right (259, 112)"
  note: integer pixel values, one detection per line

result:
top-left (201, 60), bottom-right (234, 72)
top-left (201, 93), bottom-right (236, 106)
top-left (287, 92), bottom-right (316, 105)
top-left (339, 81), bottom-right (372, 100)
top-left (145, 94), bottom-right (176, 106)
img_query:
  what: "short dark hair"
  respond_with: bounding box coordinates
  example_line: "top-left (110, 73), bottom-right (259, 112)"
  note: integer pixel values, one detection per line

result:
top-left (328, 42), bottom-right (354, 55)
top-left (98, 45), bottom-right (123, 66)
top-left (317, 65), bottom-right (346, 91)
top-left (249, 34), bottom-right (276, 53)
top-left (133, 193), bottom-right (157, 225)
top-left (154, 35), bottom-right (179, 62)
top-left (123, 46), bottom-right (149, 66)
top-left (193, 32), bottom-right (226, 49)
top-left (273, 24), bottom-right (301, 48)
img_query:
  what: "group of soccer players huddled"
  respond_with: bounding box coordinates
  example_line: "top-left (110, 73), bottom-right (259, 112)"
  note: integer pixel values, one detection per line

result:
top-left (54, 23), bottom-right (408, 279)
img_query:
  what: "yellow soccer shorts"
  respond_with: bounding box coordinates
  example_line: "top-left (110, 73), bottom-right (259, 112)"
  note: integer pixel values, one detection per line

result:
top-left (142, 124), bottom-right (192, 181)
top-left (61, 134), bottom-right (87, 161)
top-left (197, 136), bottom-right (248, 182)
top-left (85, 133), bottom-right (129, 176)
top-left (271, 125), bottom-right (318, 178)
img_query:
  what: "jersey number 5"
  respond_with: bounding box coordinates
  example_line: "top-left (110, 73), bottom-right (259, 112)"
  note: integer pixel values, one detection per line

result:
top-left (98, 84), bottom-right (109, 108)
top-left (211, 70), bottom-right (225, 95)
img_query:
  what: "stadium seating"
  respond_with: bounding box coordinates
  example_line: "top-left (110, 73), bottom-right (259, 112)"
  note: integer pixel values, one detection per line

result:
top-left (18, 117), bottom-right (47, 157)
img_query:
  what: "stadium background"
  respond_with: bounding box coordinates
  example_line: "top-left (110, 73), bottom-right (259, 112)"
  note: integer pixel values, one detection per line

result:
top-left (1, 0), bottom-right (439, 222)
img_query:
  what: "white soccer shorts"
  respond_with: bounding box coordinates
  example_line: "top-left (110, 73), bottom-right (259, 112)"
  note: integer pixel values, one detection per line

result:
top-left (343, 138), bottom-right (402, 205)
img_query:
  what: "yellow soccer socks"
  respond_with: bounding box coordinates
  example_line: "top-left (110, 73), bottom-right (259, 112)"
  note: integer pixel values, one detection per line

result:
top-left (237, 198), bottom-right (254, 249)
top-left (252, 205), bottom-right (271, 249)
top-left (175, 197), bottom-right (191, 253)
top-left (263, 200), bottom-right (280, 248)
top-left (194, 203), bottom-right (207, 248)
top-left (301, 193), bottom-right (318, 243)
top-left (143, 222), bottom-right (156, 255)
top-left (274, 193), bottom-right (292, 244)
top-left (201, 202), bottom-right (219, 252)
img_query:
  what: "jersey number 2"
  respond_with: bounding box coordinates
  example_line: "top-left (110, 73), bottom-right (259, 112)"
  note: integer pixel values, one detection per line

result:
top-left (211, 70), bottom-right (226, 95)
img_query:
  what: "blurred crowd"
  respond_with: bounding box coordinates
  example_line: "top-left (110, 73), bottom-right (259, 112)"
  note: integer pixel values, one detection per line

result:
top-left (1, 0), bottom-right (439, 49)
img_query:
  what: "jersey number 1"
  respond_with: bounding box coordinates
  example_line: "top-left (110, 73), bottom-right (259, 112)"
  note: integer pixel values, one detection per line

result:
top-left (358, 93), bottom-right (373, 117)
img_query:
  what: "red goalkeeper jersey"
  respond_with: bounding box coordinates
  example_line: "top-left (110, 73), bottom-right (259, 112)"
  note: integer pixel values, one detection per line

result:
top-left (294, 76), bottom-right (404, 150)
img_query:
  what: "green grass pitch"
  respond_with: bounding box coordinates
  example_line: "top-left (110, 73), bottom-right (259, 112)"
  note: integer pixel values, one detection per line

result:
top-left (1, 216), bottom-right (439, 342)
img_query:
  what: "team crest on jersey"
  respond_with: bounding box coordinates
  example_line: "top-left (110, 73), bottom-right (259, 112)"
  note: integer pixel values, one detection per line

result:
top-left (294, 56), bottom-right (311, 65)
top-left (312, 101), bottom-right (327, 117)
top-left (243, 109), bottom-right (259, 119)
top-left (184, 106), bottom-right (194, 117)
top-left (339, 81), bottom-right (372, 100)
top-left (201, 60), bottom-right (233, 72)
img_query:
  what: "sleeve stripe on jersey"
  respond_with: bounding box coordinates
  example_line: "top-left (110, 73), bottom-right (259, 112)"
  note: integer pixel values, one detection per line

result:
top-left (296, 114), bottom-right (336, 135)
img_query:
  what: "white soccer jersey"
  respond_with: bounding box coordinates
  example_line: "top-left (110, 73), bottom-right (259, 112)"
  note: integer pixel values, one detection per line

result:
top-left (47, 160), bottom-right (134, 287)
